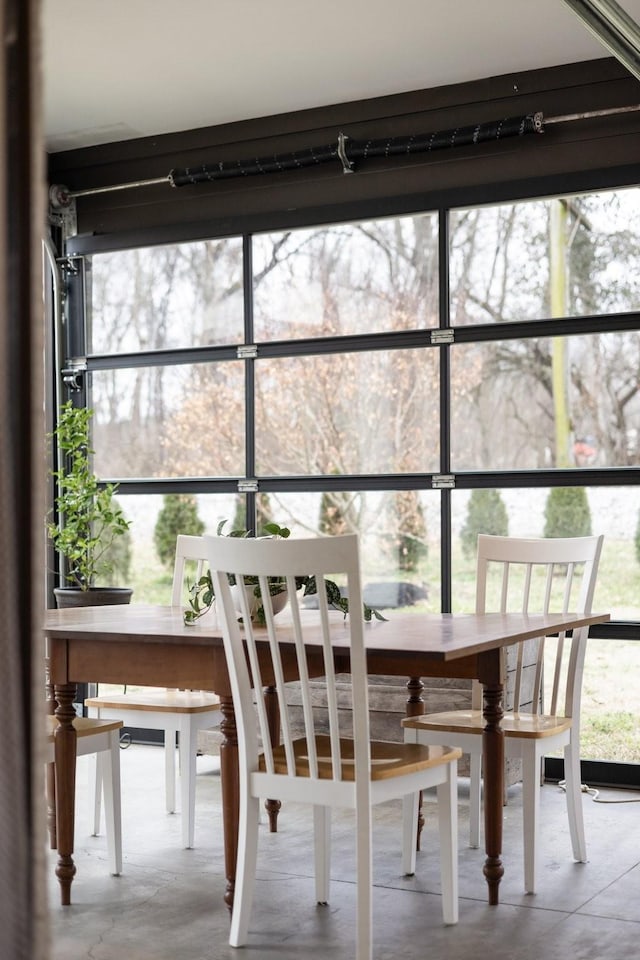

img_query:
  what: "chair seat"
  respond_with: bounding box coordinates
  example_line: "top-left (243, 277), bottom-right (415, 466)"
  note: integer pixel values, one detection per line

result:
top-left (85, 690), bottom-right (220, 715)
top-left (46, 714), bottom-right (124, 741)
top-left (402, 709), bottom-right (573, 740)
top-left (259, 735), bottom-right (461, 781)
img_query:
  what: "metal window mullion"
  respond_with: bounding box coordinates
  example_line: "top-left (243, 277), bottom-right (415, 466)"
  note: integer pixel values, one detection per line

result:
top-left (85, 343), bottom-right (240, 371)
top-left (243, 235), bottom-right (256, 528)
top-left (438, 208), bottom-right (453, 613)
top-left (63, 260), bottom-right (88, 408)
top-left (451, 309), bottom-right (640, 344)
top-left (77, 308), bottom-right (640, 373)
top-left (256, 327), bottom-right (440, 358)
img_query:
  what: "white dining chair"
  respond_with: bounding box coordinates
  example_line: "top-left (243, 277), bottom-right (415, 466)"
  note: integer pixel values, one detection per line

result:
top-left (402, 533), bottom-right (603, 894)
top-left (46, 714), bottom-right (124, 876)
top-left (205, 531), bottom-right (461, 960)
top-left (86, 534), bottom-right (222, 848)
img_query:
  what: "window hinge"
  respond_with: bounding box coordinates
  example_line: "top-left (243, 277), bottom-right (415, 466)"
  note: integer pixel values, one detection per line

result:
top-left (61, 358), bottom-right (87, 392)
top-left (57, 256), bottom-right (82, 277)
top-left (430, 329), bottom-right (454, 345)
top-left (238, 479), bottom-right (259, 493)
top-left (237, 344), bottom-right (258, 359)
top-left (432, 474), bottom-right (455, 489)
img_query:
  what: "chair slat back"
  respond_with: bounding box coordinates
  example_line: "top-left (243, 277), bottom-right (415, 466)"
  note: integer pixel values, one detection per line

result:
top-left (171, 534), bottom-right (209, 606)
top-left (473, 535), bottom-right (603, 718)
top-left (203, 534), bottom-right (369, 787)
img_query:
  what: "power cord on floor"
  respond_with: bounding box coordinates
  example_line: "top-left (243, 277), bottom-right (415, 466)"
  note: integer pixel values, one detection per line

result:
top-left (557, 779), bottom-right (640, 803)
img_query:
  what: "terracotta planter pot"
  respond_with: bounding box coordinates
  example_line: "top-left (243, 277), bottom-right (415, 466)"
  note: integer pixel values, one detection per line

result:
top-left (53, 586), bottom-right (133, 609)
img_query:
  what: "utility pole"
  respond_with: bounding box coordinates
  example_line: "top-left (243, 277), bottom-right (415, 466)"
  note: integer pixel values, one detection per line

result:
top-left (549, 200), bottom-right (571, 467)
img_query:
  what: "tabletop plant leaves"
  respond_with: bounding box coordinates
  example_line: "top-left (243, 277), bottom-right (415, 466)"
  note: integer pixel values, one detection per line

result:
top-left (183, 521), bottom-right (385, 625)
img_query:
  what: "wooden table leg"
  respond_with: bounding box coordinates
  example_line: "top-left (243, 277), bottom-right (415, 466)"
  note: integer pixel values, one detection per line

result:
top-left (45, 661), bottom-right (57, 849)
top-left (47, 760), bottom-right (57, 850)
top-left (481, 669), bottom-right (505, 905)
top-left (264, 685), bottom-right (281, 832)
top-left (406, 677), bottom-right (425, 848)
top-left (219, 693), bottom-right (240, 913)
top-left (53, 683), bottom-right (78, 906)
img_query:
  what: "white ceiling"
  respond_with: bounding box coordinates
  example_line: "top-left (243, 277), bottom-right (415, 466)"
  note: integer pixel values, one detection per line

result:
top-left (42, 0), bottom-right (640, 154)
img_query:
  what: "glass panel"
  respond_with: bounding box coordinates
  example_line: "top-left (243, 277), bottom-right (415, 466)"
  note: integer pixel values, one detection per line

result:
top-left (101, 489), bottom-right (440, 609)
top-left (86, 238), bottom-right (244, 353)
top-left (450, 187), bottom-right (640, 324)
top-left (255, 349), bottom-right (439, 476)
top-left (93, 492), bottom-right (240, 603)
top-left (452, 486), bottom-right (640, 618)
top-left (270, 490), bottom-right (441, 611)
top-left (451, 332), bottom-right (640, 470)
top-left (90, 361), bottom-right (245, 479)
top-left (581, 637), bottom-right (640, 762)
top-left (253, 213), bottom-right (439, 340)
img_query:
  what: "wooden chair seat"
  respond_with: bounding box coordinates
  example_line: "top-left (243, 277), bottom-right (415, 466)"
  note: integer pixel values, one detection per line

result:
top-left (403, 710), bottom-right (573, 740)
top-left (46, 714), bottom-right (125, 741)
top-left (261, 736), bottom-right (461, 781)
top-left (85, 690), bottom-right (220, 715)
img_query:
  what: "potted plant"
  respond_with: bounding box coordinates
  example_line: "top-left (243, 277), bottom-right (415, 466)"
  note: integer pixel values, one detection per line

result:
top-left (184, 519), bottom-right (384, 625)
top-left (48, 401), bottom-right (133, 607)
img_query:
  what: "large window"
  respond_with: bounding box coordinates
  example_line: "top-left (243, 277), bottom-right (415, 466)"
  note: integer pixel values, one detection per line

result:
top-left (64, 187), bottom-right (640, 772)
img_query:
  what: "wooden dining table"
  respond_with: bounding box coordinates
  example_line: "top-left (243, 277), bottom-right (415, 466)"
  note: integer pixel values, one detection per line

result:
top-left (44, 603), bottom-right (609, 911)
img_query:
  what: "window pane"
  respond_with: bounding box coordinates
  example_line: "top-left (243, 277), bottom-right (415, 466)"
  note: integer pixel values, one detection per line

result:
top-left (270, 490), bottom-right (440, 609)
top-left (87, 238), bottom-right (244, 353)
top-left (90, 362), bottom-right (245, 479)
top-left (255, 350), bottom-right (439, 476)
top-left (105, 489), bottom-right (441, 611)
top-left (253, 213), bottom-right (439, 340)
top-left (451, 487), bottom-right (640, 619)
top-left (451, 332), bottom-right (640, 470)
top-left (581, 637), bottom-right (640, 762)
top-left (93, 492), bottom-right (240, 603)
top-left (450, 188), bottom-right (640, 325)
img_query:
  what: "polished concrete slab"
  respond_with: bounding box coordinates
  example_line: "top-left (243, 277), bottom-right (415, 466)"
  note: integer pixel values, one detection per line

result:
top-left (48, 744), bottom-right (640, 960)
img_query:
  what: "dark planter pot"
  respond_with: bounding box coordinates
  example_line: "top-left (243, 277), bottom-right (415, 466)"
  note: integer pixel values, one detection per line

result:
top-left (53, 586), bottom-right (133, 609)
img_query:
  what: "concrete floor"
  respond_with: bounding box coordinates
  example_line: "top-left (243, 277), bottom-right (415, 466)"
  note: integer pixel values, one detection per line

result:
top-left (48, 744), bottom-right (640, 960)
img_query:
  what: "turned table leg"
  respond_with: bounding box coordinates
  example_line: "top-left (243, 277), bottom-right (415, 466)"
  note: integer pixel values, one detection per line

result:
top-left (45, 661), bottom-right (57, 849)
top-left (406, 676), bottom-right (425, 848)
top-left (219, 694), bottom-right (240, 913)
top-left (53, 683), bottom-right (78, 906)
top-left (264, 685), bottom-right (281, 832)
top-left (481, 677), bottom-right (505, 905)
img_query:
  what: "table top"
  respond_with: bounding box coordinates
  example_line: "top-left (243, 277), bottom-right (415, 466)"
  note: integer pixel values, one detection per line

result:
top-left (43, 604), bottom-right (609, 662)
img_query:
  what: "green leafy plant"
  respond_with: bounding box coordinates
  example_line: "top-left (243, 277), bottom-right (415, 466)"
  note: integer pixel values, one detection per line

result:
top-left (184, 519), bottom-right (385, 625)
top-left (48, 401), bottom-right (131, 590)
